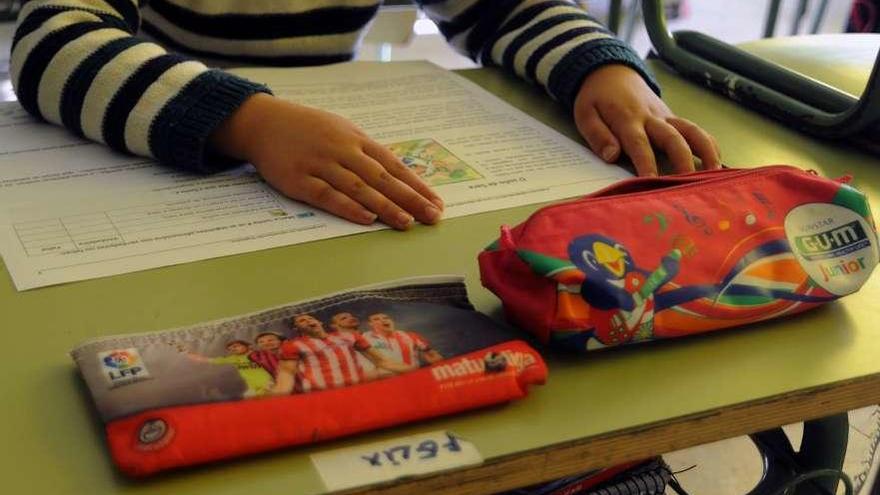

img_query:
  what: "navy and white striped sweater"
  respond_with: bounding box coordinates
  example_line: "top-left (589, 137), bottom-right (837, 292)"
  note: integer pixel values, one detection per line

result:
top-left (11, 1), bottom-right (658, 173)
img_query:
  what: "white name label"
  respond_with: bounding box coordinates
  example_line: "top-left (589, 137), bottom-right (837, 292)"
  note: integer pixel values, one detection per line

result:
top-left (311, 430), bottom-right (483, 491)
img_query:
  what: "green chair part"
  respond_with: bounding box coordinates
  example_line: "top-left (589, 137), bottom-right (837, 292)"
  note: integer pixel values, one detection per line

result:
top-left (642, 0), bottom-right (880, 153)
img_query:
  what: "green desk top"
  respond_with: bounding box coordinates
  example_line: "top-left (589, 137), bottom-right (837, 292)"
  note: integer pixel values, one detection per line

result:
top-left (2, 35), bottom-right (880, 495)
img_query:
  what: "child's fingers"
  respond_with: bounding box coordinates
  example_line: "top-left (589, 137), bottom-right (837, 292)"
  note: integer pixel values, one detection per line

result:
top-left (342, 152), bottom-right (442, 226)
top-left (645, 118), bottom-right (695, 174)
top-left (362, 141), bottom-right (444, 209)
top-left (666, 117), bottom-right (722, 170)
top-left (292, 176), bottom-right (379, 226)
top-left (318, 165), bottom-right (415, 230)
top-left (574, 107), bottom-right (620, 162)
top-left (614, 124), bottom-right (659, 176)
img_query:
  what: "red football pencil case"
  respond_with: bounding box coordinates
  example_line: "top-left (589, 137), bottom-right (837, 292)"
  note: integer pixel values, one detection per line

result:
top-left (70, 276), bottom-right (547, 476)
top-left (479, 166), bottom-right (878, 352)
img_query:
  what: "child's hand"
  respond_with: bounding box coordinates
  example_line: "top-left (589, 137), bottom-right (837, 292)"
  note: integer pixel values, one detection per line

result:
top-left (211, 93), bottom-right (444, 230)
top-left (574, 64), bottom-right (721, 176)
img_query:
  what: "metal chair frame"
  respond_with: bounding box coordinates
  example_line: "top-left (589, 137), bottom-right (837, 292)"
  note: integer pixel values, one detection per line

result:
top-left (642, 0), bottom-right (880, 152)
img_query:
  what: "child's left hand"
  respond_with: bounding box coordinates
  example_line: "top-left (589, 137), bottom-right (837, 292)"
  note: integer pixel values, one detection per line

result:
top-left (574, 64), bottom-right (721, 176)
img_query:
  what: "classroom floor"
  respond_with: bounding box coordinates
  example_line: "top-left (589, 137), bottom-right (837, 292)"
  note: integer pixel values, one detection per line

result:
top-left (1, 1), bottom-right (879, 493)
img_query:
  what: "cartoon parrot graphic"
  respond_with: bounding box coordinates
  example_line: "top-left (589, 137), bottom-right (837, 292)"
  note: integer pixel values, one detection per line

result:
top-left (568, 234), bottom-right (682, 345)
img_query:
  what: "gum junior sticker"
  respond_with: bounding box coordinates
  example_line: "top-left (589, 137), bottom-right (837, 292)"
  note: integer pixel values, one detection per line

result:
top-left (785, 203), bottom-right (879, 295)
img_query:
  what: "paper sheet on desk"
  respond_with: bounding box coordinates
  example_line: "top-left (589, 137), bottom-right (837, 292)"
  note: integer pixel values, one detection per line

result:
top-left (0, 61), bottom-right (629, 290)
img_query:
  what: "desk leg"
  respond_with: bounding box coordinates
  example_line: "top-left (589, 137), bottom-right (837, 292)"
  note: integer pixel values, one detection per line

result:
top-left (747, 413), bottom-right (849, 495)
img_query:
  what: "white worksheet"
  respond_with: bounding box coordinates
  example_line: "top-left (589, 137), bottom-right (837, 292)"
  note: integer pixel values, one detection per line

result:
top-left (0, 61), bottom-right (629, 290)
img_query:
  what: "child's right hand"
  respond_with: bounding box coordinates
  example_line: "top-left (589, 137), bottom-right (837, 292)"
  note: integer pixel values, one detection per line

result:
top-left (211, 93), bottom-right (444, 230)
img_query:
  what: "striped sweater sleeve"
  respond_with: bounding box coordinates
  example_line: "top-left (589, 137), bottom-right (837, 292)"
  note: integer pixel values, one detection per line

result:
top-left (10, 0), bottom-right (270, 173)
top-left (417, 0), bottom-right (660, 111)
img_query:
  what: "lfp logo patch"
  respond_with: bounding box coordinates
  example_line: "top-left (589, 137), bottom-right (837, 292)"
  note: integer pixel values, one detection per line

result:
top-left (98, 348), bottom-right (150, 387)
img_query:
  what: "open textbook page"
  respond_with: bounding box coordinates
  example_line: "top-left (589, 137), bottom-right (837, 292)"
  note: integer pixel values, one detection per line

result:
top-left (0, 61), bottom-right (629, 290)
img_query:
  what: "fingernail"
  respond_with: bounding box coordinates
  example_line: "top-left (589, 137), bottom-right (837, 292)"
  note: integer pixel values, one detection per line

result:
top-left (360, 211), bottom-right (378, 224)
top-left (430, 197), bottom-right (444, 209)
top-left (425, 204), bottom-right (442, 223)
top-left (397, 212), bottom-right (414, 229)
top-left (601, 145), bottom-right (618, 162)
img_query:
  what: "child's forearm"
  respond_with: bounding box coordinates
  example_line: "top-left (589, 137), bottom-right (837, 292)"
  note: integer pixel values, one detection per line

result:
top-left (209, 92), bottom-right (277, 162)
top-left (416, 1), bottom-right (657, 112)
top-left (12, 1), bottom-right (267, 174)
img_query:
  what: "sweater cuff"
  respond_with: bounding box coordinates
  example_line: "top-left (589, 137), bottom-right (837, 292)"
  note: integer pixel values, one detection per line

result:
top-left (150, 70), bottom-right (271, 173)
top-left (547, 38), bottom-right (661, 112)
